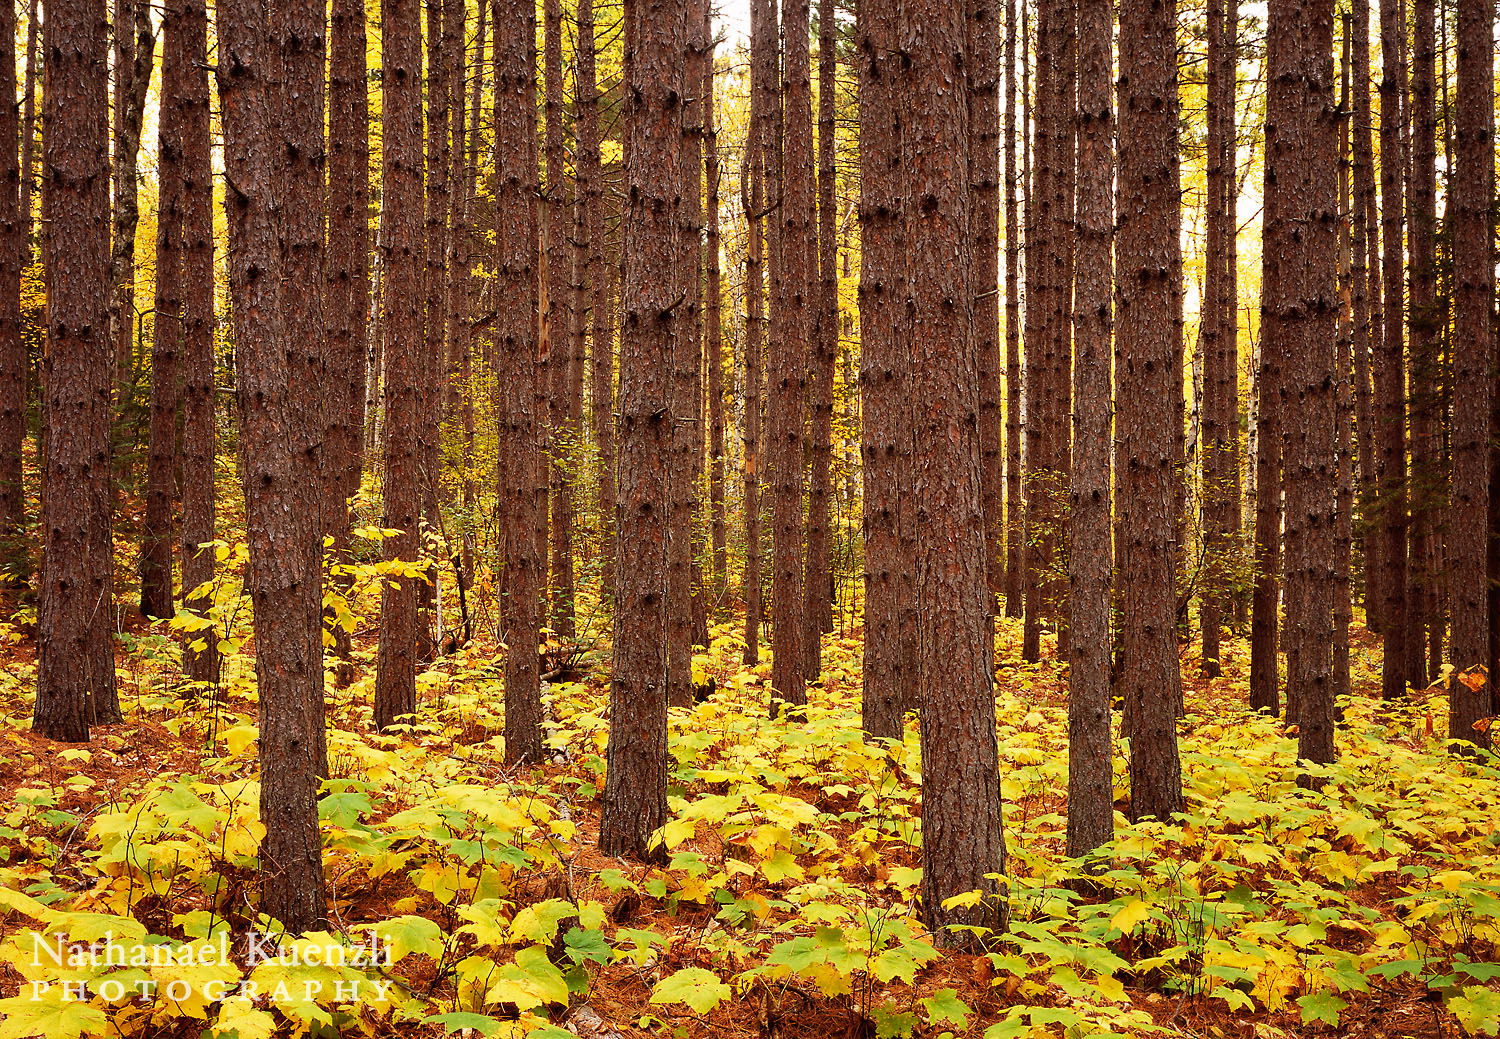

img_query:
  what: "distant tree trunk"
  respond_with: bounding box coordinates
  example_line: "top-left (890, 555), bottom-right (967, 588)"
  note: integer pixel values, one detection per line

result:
top-left (1118, 0), bottom-right (1183, 821)
top-left (495, 0), bottom-right (544, 764)
top-left (452, 0), bottom-right (482, 595)
top-left (1333, 22), bottom-right (1353, 705)
top-left (18, 0), bottom-right (36, 271)
top-left (1067, 0), bottom-right (1112, 861)
top-left (1250, 10), bottom-right (1285, 717)
top-left (0, 0), bottom-right (24, 578)
top-left (804, 0), bottom-right (837, 678)
top-left (1199, 0), bottom-right (1229, 676)
top-left (109, 0), bottom-right (151, 409)
top-left (1448, 0), bottom-right (1492, 749)
top-left (35, 0), bottom-right (118, 740)
top-left (219, 0), bottom-right (327, 931)
top-left (375, 0), bottom-right (424, 732)
top-left (857, 0), bottom-right (909, 740)
top-left (544, 0), bottom-right (575, 640)
top-left (968, 0), bottom-right (1002, 647)
top-left (1351, 0), bottom-right (1379, 630)
top-left (668, 0), bottom-right (705, 707)
top-left (599, 0), bottom-right (680, 858)
top-left (1376, 0), bottom-right (1409, 699)
top-left (1405, 0), bottom-right (1439, 688)
top-left (178, 0), bottom-right (217, 685)
top-left (1021, 0), bottom-right (1053, 662)
top-left (771, 0), bottom-right (812, 710)
top-left (744, 0), bottom-right (772, 666)
top-left (903, 0), bottom-right (1009, 945)
top-left (1002, 0), bottom-right (1022, 621)
top-left (579, 0), bottom-right (613, 603)
top-left (705, 28), bottom-right (727, 613)
top-left (416, 0), bottom-right (450, 662)
top-left (327, 0), bottom-right (371, 685)
top-left (143, 0), bottom-right (184, 621)
top-left (1224, 0), bottom-right (1242, 630)
top-left (1274, 0), bottom-right (1337, 772)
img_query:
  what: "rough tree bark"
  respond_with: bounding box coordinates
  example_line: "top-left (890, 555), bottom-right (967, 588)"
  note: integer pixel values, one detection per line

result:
top-left (219, 0), bottom-right (327, 931)
top-left (495, 0), bottom-right (544, 764)
top-left (1448, 0), bottom-right (1492, 749)
top-left (901, 0), bottom-right (1009, 945)
top-left (0, 0), bottom-right (24, 577)
top-left (857, 0), bottom-right (910, 740)
top-left (599, 0), bottom-right (681, 858)
top-left (34, 0), bottom-right (118, 740)
top-left (179, 0), bottom-right (217, 685)
top-left (1118, 0), bottom-right (1184, 821)
top-left (1200, 0), bottom-right (1230, 676)
top-left (1351, 0), bottom-right (1380, 631)
top-left (1067, 0), bottom-right (1112, 861)
top-left (706, 23), bottom-right (727, 613)
top-left (375, 0), bottom-right (424, 732)
top-left (1002, 0), bottom-right (1022, 621)
top-left (744, 0), bottom-right (774, 666)
top-left (544, 0), bottom-right (576, 639)
top-left (772, 0), bottom-right (813, 709)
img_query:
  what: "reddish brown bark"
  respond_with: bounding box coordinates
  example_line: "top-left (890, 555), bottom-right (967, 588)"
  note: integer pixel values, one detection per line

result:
top-left (705, 25), bottom-right (727, 613)
top-left (599, 0), bottom-right (680, 858)
top-left (0, 0), bottom-right (24, 577)
top-left (35, 0), bottom-right (117, 740)
top-left (1002, 0), bottom-right (1022, 620)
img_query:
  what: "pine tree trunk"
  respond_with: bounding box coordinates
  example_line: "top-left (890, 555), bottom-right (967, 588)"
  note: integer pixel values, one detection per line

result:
top-left (1333, 22), bottom-right (1353, 705)
top-left (219, 0), bottom-right (327, 931)
top-left (144, 0), bottom-right (184, 621)
top-left (1118, 0), bottom-right (1184, 820)
top-left (1377, 0), bottom-right (1409, 699)
top-left (804, 0), bottom-right (838, 678)
top-left (1449, 0), bottom-right (1492, 749)
top-left (1200, 0), bottom-right (1228, 676)
top-left (902, 0), bottom-right (1009, 945)
top-left (178, 0), bottom-right (217, 686)
top-left (857, 0), bottom-right (910, 740)
top-left (495, 0), bottom-right (544, 764)
top-left (544, 0), bottom-right (576, 640)
top-left (772, 0), bottom-right (812, 709)
top-left (579, 0), bottom-right (614, 604)
top-left (109, 0), bottom-right (151, 411)
top-left (599, 0), bottom-right (680, 858)
top-left (375, 0), bottom-right (424, 732)
top-left (1405, 0), bottom-right (1440, 688)
top-left (1351, 0), bottom-right (1380, 631)
top-left (327, 0), bottom-right (371, 685)
top-left (705, 29), bottom-right (727, 614)
top-left (0, 0), bottom-right (24, 579)
top-left (1067, 0), bottom-right (1113, 860)
top-left (744, 0), bottom-right (773, 666)
top-left (1002, 0), bottom-right (1022, 621)
top-left (35, 0), bottom-right (117, 741)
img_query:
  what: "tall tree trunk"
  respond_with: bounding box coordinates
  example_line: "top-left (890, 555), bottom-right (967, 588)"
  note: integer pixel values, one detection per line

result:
top-left (0, 0), bottom-right (25, 578)
top-left (1351, 0), bottom-right (1379, 631)
top-left (109, 0), bottom-right (151, 410)
top-left (219, 0), bottom-right (327, 931)
top-left (1449, 0), bottom-right (1492, 749)
top-left (1118, 0), bottom-right (1184, 820)
top-left (579, 0), bottom-right (613, 604)
top-left (744, 0), bottom-right (773, 666)
top-left (19, 0), bottom-right (36, 270)
top-left (668, 0), bottom-right (705, 707)
top-left (599, 0), bottom-right (681, 858)
top-left (969, 0), bottom-right (1002, 651)
top-left (771, 0), bottom-right (812, 709)
top-left (1377, 0), bottom-right (1409, 699)
top-left (495, 0), bottom-right (544, 764)
top-left (1250, 10), bottom-right (1285, 717)
top-left (144, 0), bottom-right (183, 620)
top-left (1200, 0), bottom-right (1229, 675)
top-left (179, 0), bottom-right (217, 685)
top-left (375, 0), bottom-right (424, 732)
top-left (1224, 0), bottom-right (1242, 630)
top-left (1274, 0), bottom-right (1338, 772)
top-left (1405, 0), bottom-right (1439, 688)
top-left (1067, 0), bottom-right (1112, 861)
top-left (35, 0), bottom-right (118, 740)
top-left (857, 0), bottom-right (910, 739)
top-left (544, 0), bottom-right (575, 639)
top-left (327, 0), bottom-right (372, 685)
top-left (705, 26), bottom-right (727, 614)
top-left (1333, 21), bottom-right (1353, 705)
top-left (804, 0), bottom-right (838, 678)
top-left (1002, 0), bottom-right (1022, 620)
top-left (902, 0), bottom-right (1010, 946)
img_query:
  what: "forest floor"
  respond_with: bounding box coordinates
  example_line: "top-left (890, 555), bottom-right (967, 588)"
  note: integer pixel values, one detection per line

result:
top-left (0, 592), bottom-right (1497, 1039)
